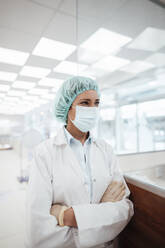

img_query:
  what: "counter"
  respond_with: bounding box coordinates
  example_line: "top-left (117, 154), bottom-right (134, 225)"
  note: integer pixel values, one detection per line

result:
top-left (124, 164), bottom-right (165, 198)
top-left (118, 164), bottom-right (165, 248)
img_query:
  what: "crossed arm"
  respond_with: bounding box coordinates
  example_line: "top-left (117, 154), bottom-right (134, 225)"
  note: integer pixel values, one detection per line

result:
top-left (26, 145), bottom-right (133, 248)
top-left (50, 181), bottom-right (126, 228)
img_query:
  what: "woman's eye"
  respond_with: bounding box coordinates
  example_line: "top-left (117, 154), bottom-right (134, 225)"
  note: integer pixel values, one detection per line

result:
top-left (80, 102), bottom-right (88, 105)
top-left (79, 101), bottom-right (99, 106)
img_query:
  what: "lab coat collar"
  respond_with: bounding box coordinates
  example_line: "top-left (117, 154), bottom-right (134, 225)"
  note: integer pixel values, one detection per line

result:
top-left (63, 125), bottom-right (92, 145)
top-left (53, 125), bottom-right (97, 146)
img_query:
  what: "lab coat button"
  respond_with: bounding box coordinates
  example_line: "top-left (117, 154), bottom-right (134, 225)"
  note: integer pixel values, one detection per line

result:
top-left (93, 178), bottom-right (96, 182)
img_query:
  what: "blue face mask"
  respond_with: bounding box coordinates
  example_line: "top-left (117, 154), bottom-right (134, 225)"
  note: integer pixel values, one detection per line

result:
top-left (69, 105), bottom-right (99, 133)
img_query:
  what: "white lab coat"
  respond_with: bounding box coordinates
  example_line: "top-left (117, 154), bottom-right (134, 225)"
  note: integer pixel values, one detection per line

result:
top-left (25, 127), bottom-right (134, 248)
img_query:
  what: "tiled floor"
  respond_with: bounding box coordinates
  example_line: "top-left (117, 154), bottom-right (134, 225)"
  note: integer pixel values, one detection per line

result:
top-left (0, 150), bottom-right (27, 248)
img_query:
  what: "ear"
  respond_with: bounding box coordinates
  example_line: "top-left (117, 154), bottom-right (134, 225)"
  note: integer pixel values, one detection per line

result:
top-left (66, 107), bottom-right (71, 124)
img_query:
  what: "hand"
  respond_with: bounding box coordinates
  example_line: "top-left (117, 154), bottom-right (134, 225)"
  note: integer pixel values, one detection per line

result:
top-left (100, 181), bottom-right (126, 203)
top-left (50, 204), bottom-right (77, 228)
top-left (50, 204), bottom-right (69, 225)
top-left (63, 207), bottom-right (78, 228)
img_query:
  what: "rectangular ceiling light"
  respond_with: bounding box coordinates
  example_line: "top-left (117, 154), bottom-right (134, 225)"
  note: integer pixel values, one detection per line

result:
top-left (0, 71), bottom-right (17, 81)
top-left (35, 99), bottom-right (49, 105)
top-left (20, 66), bottom-right (51, 78)
top-left (41, 93), bottom-right (55, 100)
top-left (51, 87), bottom-right (61, 93)
top-left (32, 37), bottom-right (76, 60)
top-left (0, 47), bottom-right (29, 66)
top-left (1, 102), bottom-right (16, 108)
top-left (23, 99), bottom-right (49, 106)
top-left (0, 105), bottom-right (13, 111)
top-left (120, 60), bottom-right (155, 73)
top-left (28, 88), bottom-right (49, 95)
top-left (38, 78), bottom-right (63, 87)
top-left (4, 96), bottom-right (20, 102)
top-left (8, 90), bottom-right (26, 96)
top-left (12, 81), bottom-right (36, 90)
top-left (23, 95), bottom-right (39, 101)
top-left (128, 27), bottom-right (165, 51)
top-left (54, 61), bottom-right (88, 75)
top-left (78, 47), bottom-right (105, 64)
top-left (0, 84), bottom-right (10, 91)
top-left (0, 93), bottom-right (5, 97)
top-left (81, 28), bottom-right (132, 55)
top-left (79, 66), bottom-right (107, 78)
top-left (93, 56), bottom-right (130, 73)
top-left (7, 106), bottom-right (32, 115)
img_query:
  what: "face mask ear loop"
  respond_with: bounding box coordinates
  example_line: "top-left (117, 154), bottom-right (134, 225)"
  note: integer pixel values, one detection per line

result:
top-left (68, 104), bottom-right (77, 123)
top-left (68, 114), bottom-right (73, 123)
top-left (68, 105), bottom-right (76, 124)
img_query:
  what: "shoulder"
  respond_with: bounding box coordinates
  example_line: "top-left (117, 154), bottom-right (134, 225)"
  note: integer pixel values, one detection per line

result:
top-left (31, 138), bottom-right (55, 176)
top-left (34, 137), bottom-right (54, 158)
top-left (94, 138), bottom-right (117, 169)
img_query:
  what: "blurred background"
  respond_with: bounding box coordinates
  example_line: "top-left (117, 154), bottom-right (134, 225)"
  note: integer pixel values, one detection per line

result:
top-left (0, 0), bottom-right (165, 247)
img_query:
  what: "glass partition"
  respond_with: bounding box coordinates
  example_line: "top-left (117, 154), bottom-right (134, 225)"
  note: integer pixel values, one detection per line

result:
top-left (138, 99), bottom-right (165, 152)
top-left (99, 97), bottom-right (165, 154)
top-left (77, 0), bottom-right (165, 154)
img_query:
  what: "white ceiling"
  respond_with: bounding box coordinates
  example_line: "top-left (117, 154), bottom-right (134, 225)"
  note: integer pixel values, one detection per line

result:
top-left (0, 0), bottom-right (164, 114)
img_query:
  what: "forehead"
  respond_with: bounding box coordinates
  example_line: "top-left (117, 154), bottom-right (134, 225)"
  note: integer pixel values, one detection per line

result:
top-left (75, 90), bottom-right (99, 101)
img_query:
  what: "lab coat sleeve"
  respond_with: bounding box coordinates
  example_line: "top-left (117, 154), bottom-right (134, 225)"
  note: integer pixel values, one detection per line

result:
top-left (72, 142), bottom-right (134, 248)
top-left (25, 143), bottom-right (73, 248)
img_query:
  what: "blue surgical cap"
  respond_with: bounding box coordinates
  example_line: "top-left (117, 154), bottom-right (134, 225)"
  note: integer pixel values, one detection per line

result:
top-left (54, 76), bottom-right (100, 123)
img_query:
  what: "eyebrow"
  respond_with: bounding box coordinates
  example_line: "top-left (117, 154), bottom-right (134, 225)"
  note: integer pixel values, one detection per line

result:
top-left (79, 98), bottom-right (100, 101)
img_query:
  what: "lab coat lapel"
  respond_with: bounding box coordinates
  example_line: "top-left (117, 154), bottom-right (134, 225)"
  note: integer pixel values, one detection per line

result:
top-left (64, 144), bottom-right (91, 203)
top-left (64, 144), bottom-right (85, 181)
top-left (90, 140), bottom-right (113, 203)
top-left (53, 127), bottom-right (90, 202)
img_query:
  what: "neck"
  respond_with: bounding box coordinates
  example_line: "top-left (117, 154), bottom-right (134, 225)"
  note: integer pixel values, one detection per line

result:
top-left (66, 122), bottom-right (89, 145)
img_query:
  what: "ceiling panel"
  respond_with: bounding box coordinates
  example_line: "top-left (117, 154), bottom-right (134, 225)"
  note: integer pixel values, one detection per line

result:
top-left (16, 75), bottom-right (40, 83)
top-left (117, 47), bottom-right (151, 61)
top-left (0, 0), bottom-right (164, 114)
top-left (44, 12), bottom-right (77, 44)
top-left (0, 63), bottom-right (21, 73)
top-left (30, 0), bottom-right (62, 9)
top-left (60, 0), bottom-right (128, 21)
top-left (103, 0), bottom-right (165, 39)
top-left (77, 18), bottom-right (102, 44)
top-left (0, 80), bottom-right (12, 86)
top-left (128, 27), bottom-right (165, 51)
top-left (47, 71), bottom-right (71, 80)
top-left (0, 0), bottom-right (54, 35)
top-left (100, 70), bottom-right (135, 88)
top-left (59, 0), bottom-right (76, 16)
top-left (145, 53), bottom-right (165, 67)
top-left (120, 60), bottom-right (155, 73)
top-left (26, 55), bottom-right (59, 69)
top-left (66, 50), bottom-right (79, 63)
top-left (0, 27), bottom-right (39, 52)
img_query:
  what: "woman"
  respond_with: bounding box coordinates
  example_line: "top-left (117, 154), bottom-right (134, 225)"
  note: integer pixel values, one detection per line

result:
top-left (25, 76), bottom-right (134, 248)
